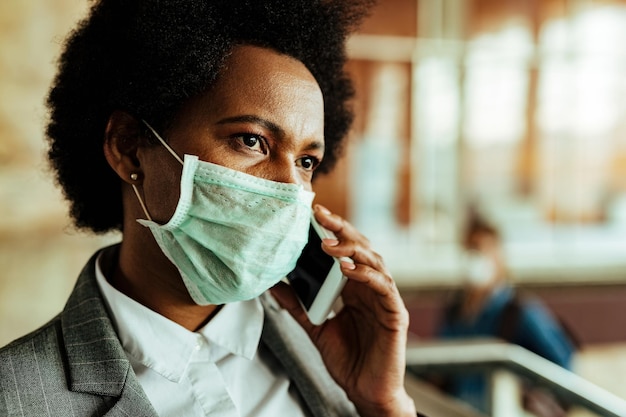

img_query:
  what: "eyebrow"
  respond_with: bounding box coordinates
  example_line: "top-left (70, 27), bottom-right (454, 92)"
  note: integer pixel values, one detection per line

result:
top-left (216, 114), bottom-right (324, 152)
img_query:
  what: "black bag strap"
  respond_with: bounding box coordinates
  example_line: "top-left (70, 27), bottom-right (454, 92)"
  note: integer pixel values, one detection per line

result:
top-left (496, 294), bottom-right (521, 342)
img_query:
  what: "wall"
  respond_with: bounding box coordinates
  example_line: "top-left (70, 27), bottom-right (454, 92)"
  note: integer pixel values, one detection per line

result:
top-left (0, 0), bottom-right (116, 346)
top-left (404, 284), bottom-right (626, 345)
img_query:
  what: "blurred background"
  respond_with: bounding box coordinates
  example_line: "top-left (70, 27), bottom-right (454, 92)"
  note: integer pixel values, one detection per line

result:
top-left (1, 0), bottom-right (626, 414)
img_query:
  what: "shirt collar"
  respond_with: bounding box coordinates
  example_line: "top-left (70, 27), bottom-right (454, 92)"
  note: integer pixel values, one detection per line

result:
top-left (198, 295), bottom-right (263, 361)
top-left (94, 253), bottom-right (264, 382)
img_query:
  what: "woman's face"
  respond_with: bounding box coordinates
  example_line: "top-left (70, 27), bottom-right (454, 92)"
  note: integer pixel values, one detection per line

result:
top-left (136, 45), bottom-right (325, 223)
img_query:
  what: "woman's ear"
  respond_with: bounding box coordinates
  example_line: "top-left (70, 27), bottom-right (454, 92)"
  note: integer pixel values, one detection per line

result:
top-left (103, 111), bottom-right (144, 184)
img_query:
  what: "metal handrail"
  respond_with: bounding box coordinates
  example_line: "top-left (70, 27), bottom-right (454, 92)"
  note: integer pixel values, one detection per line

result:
top-left (405, 338), bottom-right (626, 417)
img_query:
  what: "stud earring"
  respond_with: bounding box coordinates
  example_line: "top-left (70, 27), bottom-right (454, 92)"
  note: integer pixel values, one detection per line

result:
top-left (130, 173), bottom-right (139, 181)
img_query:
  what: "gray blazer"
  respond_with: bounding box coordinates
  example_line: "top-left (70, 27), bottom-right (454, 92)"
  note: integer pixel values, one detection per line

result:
top-left (0, 247), bottom-right (358, 417)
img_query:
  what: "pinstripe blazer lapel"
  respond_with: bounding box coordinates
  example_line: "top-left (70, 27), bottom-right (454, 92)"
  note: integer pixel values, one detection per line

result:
top-left (0, 247), bottom-right (158, 416)
top-left (62, 248), bottom-right (158, 416)
top-left (102, 369), bottom-right (160, 417)
top-left (259, 293), bottom-right (359, 417)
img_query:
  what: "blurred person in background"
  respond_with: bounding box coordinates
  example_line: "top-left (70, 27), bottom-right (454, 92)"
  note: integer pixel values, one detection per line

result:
top-left (0, 1), bottom-right (423, 416)
top-left (434, 211), bottom-right (577, 416)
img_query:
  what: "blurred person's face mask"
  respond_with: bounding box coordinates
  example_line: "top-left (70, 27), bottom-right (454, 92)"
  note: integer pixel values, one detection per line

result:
top-left (464, 253), bottom-right (495, 287)
top-left (132, 120), bottom-right (314, 305)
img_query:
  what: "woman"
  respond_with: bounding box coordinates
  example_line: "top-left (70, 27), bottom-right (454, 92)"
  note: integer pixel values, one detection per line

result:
top-left (0, 0), bottom-right (419, 416)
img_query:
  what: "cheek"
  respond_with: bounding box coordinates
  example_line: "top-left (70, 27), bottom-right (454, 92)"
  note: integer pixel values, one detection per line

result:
top-left (141, 154), bottom-right (183, 223)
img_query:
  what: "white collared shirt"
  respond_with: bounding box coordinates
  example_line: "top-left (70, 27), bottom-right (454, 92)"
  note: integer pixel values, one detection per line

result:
top-left (95, 255), bottom-right (308, 417)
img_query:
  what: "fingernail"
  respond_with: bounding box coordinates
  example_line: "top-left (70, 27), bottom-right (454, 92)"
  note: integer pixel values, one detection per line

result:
top-left (322, 238), bottom-right (339, 246)
top-left (341, 260), bottom-right (356, 270)
top-left (314, 204), bottom-right (330, 215)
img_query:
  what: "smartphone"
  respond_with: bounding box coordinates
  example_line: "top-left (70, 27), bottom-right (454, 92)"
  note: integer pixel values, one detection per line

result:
top-left (286, 216), bottom-right (349, 325)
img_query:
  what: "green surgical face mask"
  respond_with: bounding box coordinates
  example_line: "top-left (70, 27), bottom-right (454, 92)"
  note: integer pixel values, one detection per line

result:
top-left (133, 121), bottom-right (314, 305)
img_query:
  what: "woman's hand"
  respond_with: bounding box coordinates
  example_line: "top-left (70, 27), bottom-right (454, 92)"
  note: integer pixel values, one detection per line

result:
top-left (271, 204), bottom-right (416, 417)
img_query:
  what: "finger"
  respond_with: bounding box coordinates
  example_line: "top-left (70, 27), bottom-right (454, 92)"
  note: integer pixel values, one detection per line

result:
top-left (313, 204), bottom-right (366, 243)
top-left (341, 262), bottom-right (395, 298)
top-left (340, 264), bottom-right (408, 323)
top-left (340, 279), bottom-right (409, 333)
top-left (313, 205), bottom-right (387, 273)
top-left (321, 234), bottom-right (390, 278)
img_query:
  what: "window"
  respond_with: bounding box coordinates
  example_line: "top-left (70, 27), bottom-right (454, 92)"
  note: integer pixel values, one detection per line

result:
top-left (317, 0), bottom-right (626, 287)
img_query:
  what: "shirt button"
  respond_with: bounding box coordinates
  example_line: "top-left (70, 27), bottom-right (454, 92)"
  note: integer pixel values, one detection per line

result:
top-left (195, 338), bottom-right (204, 350)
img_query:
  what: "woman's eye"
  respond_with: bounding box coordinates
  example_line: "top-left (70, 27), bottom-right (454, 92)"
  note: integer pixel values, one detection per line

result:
top-left (234, 134), bottom-right (266, 153)
top-left (297, 156), bottom-right (320, 171)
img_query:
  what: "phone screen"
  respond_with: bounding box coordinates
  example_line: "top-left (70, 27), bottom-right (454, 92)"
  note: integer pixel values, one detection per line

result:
top-left (287, 224), bottom-right (335, 309)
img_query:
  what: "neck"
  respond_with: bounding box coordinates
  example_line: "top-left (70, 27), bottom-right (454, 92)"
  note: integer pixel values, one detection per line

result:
top-left (105, 239), bottom-right (220, 332)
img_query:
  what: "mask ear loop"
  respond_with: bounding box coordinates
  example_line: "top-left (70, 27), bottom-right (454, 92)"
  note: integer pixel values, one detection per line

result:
top-left (131, 120), bottom-right (185, 222)
top-left (141, 120), bottom-right (184, 165)
top-left (131, 179), bottom-right (153, 221)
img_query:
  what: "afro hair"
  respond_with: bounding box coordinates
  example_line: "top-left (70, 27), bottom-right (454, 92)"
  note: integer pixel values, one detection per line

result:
top-left (46, 0), bottom-right (375, 233)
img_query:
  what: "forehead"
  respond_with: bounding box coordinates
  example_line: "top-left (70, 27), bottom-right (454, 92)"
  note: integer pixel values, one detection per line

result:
top-left (171, 44), bottom-right (325, 143)
top-left (216, 45), bottom-right (320, 91)
top-left (209, 45), bottom-right (323, 119)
